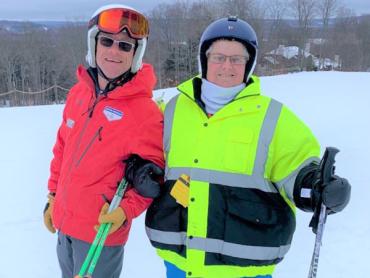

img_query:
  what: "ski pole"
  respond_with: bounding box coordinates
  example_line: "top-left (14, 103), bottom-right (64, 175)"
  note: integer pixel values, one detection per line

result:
top-left (307, 147), bottom-right (339, 278)
top-left (75, 177), bottom-right (129, 278)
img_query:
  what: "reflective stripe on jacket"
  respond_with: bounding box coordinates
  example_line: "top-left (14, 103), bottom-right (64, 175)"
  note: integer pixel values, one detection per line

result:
top-left (146, 76), bottom-right (320, 277)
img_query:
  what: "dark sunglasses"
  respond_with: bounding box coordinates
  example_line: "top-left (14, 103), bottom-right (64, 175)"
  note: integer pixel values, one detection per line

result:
top-left (98, 36), bottom-right (135, 52)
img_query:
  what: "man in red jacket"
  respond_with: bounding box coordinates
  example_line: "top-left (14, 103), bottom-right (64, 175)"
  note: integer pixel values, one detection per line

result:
top-left (43, 4), bottom-right (164, 278)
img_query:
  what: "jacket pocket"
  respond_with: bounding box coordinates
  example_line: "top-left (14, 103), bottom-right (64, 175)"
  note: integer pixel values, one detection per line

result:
top-left (223, 127), bottom-right (254, 173)
top-left (221, 190), bottom-right (295, 266)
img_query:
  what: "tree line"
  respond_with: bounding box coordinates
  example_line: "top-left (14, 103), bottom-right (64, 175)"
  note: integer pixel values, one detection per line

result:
top-left (0, 0), bottom-right (369, 106)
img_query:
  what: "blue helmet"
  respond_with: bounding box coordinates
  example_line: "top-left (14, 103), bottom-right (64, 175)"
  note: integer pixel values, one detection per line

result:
top-left (198, 16), bottom-right (258, 82)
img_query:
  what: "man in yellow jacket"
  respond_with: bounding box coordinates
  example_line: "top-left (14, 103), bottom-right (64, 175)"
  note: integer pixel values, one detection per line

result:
top-left (145, 17), bottom-right (351, 278)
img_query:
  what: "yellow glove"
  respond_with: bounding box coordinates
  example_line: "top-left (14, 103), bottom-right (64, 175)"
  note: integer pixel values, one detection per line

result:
top-left (43, 193), bottom-right (56, 234)
top-left (95, 203), bottom-right (126, 234)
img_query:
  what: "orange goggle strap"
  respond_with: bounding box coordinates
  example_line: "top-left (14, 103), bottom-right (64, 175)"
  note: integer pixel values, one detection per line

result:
top-left (88, 8), bottom-right (149, 39)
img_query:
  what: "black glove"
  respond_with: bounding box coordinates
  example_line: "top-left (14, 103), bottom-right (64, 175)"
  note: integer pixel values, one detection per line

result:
top-left (321, 175), bottom-right (351, 213)
top-left (294, 163), bottom-right (351, 213)
top-left (124, 154), bottom-right (164, 198)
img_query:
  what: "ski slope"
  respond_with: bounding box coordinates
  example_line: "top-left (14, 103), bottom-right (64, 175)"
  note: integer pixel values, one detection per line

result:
top-left (0, 71), bottom-right (369, 277)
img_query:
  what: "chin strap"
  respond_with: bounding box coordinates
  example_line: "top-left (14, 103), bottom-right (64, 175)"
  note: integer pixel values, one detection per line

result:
top-left (96, 66), bottom-right (134, 94)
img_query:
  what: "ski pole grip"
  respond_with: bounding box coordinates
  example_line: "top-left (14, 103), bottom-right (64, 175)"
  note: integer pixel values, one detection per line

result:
top-left (309, 147), bottom-right (340, 233)
top-left (319, 147), bottom-right (339, 186)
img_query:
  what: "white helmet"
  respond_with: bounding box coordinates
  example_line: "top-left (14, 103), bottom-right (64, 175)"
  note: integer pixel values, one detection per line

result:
top-left (86, 4), bottom-right (149, 74)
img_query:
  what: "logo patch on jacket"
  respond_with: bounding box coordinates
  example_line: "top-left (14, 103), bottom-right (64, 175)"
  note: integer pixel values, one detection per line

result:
top-left (66, 118), bottom-right (75, 128)
top-left (103, 106), bottom-right (123, 121)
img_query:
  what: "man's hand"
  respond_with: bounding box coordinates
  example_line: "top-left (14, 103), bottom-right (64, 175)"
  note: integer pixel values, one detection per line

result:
top-left (43, 193), bottom-right (56, 233)
top-left (319, 175), bottom-right (351, 213)
top-left (125, 155), bottom-right (164, 198)
top-left (95, 203), bottom-right (126, 234)
top-left (294, 163), bottom-right (351, 214)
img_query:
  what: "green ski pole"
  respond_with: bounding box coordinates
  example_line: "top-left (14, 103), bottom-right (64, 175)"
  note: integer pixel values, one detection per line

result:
top-left (76, 223), bottom-right (109, 278)
top-left (85, 222), bottom-right (113, 276)
top-left (75, 178), bottom-right (128, 278)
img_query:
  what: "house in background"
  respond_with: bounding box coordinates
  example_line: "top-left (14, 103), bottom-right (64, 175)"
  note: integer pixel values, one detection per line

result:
top-left (259, 44), bottom-right (341, 75)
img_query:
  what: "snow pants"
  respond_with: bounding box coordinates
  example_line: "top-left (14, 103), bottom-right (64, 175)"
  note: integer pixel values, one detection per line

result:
top-left (164, 261), bottom-right (273, 278)
top-left (57, 231), bottom-right (124, 278)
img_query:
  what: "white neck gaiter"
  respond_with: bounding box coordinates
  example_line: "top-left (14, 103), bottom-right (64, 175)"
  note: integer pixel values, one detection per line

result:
top-left (201, 78), bottom-right (246, 114)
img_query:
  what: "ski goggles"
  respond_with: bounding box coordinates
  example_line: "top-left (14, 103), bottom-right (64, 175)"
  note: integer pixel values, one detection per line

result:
top-left (89, 8), bottom-right (149, 39)
top-left (98, 35), bottom-right (135, 52)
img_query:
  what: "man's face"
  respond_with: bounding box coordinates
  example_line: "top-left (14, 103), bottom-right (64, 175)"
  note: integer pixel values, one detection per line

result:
top-left (96, 31), bottom-right (136, 79)
top-left (206, 40), bottom-right (247, 88)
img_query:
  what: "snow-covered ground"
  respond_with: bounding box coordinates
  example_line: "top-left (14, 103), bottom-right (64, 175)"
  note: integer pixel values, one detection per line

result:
top-left (0, 71), bottom-right (369, 277)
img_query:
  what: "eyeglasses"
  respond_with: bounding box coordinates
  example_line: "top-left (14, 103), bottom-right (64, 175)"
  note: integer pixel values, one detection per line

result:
top-left (98, 36), bottom-right (135, 52)
top-left (89, 8), bottom-right (149, 39)
top-left (207, 53), bottom-right (249, 65)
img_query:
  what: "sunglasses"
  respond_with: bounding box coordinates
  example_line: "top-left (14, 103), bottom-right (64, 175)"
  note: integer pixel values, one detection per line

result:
top-left (98, 36), bottom-right (135, 52)
top-left (89, 8), bottom-right (149, 39)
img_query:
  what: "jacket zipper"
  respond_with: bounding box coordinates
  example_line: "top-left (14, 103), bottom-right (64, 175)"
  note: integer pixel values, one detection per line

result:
top-left (178, 89), bottom-right (209, 119)
top-left (75, 126), bottom-right (103, 167)
top-left (59, 94), bottom-right (104, 230)
top-left (62, 94), bottom-right (105, 185)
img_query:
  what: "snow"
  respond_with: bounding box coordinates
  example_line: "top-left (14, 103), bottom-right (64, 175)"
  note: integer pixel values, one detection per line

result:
top-left (0, 71), bottom-right (369, 277)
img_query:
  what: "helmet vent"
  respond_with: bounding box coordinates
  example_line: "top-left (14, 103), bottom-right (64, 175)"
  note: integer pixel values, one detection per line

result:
top-left (228, 16), bottom-right (238, 22)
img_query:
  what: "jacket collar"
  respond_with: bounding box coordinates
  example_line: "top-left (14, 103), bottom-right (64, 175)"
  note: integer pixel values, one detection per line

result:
top-left (76, 63), bottom-right (157, 100)
top-left (177, 75), bottom-right (261, 101)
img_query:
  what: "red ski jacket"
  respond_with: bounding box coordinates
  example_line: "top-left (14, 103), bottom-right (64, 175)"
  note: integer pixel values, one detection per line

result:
top-left (47, 64), bottom-right (164, 246)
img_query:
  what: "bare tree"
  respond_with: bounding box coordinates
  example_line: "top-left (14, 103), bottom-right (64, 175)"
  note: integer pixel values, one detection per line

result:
top-left (218, 0), bottom-right (256, 19)
top-left (329, 7), bottom-right (361, 71)
top-left (217, 0), bottom-right (267, 33)
top-left (318, 0), bottom-right (338, 27)
top-left (356, 15), bottom-right (370, 70)
top-left (265, 0), bottom-right (289, 72)
top-left (290, 0), bottom-right (318, 70)
top-left (146, 0), bottom-right (217, 87)
top-left (317, 0), bottom-right (338, 68)
top-left (147, 1), bottom-right (190, 86)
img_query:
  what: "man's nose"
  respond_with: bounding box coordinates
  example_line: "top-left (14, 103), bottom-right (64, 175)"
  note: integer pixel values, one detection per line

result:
top-left (221, 57), bottom-right (233, 69)
top-left (107, 41), bottom-right (121, 52)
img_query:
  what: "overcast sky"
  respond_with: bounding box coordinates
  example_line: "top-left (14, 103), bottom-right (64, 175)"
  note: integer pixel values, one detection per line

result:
top-left (0, 0), bottom-right (369, 21)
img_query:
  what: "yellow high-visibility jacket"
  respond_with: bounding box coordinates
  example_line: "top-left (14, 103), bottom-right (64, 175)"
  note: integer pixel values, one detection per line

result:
top-left (146, 76), bottom-right (320, 278)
